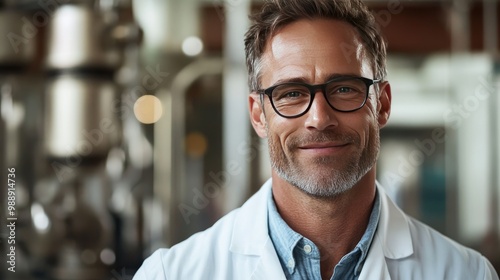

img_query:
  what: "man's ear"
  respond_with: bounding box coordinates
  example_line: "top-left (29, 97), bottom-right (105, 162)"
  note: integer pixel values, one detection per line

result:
top-left (249, 93), bottom-right (268, 138)
top-left (377, 81), bottom-right (392, 128)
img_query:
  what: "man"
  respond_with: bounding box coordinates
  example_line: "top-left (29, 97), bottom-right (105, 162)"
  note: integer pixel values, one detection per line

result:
top-left (134, 0), bottom-right (499, 279)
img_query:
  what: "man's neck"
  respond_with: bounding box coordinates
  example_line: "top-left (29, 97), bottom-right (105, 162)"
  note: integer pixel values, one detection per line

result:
top-left (271, 170), bottom-right (377, 278)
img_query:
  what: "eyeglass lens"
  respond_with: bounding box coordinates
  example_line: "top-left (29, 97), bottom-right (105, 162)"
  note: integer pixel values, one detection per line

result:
top-left (271, 78), bottom-right (368, 117)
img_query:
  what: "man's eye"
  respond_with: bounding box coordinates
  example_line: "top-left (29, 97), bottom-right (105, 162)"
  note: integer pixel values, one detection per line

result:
top-left (274, 88), bottom-right (308, 100)
top-left (337, 87), bottom-right (354, 93)
top-left (284, 91), bottom-right (302, 98)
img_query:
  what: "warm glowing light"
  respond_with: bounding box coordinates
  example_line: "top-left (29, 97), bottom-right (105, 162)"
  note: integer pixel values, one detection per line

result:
top-left (134, 95), bottom-right (163, 124)
top-left (185, 132), bottom-right (208, 158)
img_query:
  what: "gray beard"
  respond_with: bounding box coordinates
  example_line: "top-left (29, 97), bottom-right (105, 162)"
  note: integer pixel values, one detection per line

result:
top-left (267, 127), bottom-right (380, 198)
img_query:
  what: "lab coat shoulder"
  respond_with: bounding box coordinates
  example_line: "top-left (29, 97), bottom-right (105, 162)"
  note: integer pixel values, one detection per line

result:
top-left (133, 209), bottom-right (241, 280)
top-left (133, 180), bottom-right (275, 280)
top-left (391, 216), bottom-right (498, 280)
top-left (374, 186), bottom-right (499, 280)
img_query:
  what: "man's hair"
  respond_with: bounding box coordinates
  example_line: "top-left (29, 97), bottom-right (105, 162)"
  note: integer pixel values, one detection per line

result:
top-left (244, 0), bottom-right (387, 91)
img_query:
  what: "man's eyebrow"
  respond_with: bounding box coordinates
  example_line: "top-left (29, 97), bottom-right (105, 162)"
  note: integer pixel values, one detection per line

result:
top-left (270, 73), bottom-right (363, 87)
top-left (271, 77), bottom-right (309, 86)
top-left (323, 73), bottom-right (364, 81)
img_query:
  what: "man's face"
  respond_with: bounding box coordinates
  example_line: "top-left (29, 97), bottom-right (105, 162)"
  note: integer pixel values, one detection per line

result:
top-left (249, 19), bottom-right (391, 197)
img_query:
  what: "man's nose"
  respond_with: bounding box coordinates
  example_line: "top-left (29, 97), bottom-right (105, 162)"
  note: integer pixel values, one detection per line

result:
top-left (304, 91), bottom-right (339, 130)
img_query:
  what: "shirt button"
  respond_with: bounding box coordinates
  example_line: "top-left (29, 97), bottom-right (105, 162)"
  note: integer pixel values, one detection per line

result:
top-left (303, 244), bottom-right (312, 254)
top-left (287, 259), bottom-right (295, 268)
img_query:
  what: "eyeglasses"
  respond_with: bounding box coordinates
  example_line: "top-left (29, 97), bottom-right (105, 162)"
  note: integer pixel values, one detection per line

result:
top-left (257, 76), bottom-right (380, 118)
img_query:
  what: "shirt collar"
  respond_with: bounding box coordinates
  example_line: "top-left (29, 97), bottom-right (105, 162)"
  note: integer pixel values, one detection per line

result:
top-left (355, 189), bottom-right (381, 275)
top-left (267, 187), bottom-right (381, 276)
top-left (267, 189), bottom-right (302, 274)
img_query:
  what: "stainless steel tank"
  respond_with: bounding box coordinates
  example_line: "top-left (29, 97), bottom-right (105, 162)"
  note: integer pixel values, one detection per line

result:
top-left (45, 4), bottom-right (120, 71)
top-left (44, 74), bottom-right (120, 159)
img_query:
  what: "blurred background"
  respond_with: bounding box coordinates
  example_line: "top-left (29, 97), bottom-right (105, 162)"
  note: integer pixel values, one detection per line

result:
top-left (0, 0), bottom-right (498, 279)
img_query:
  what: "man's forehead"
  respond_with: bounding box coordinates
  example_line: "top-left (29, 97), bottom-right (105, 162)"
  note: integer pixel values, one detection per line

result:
top-left (259, 18), bottom-right (371, 85)
top-left (263, 19), bottom-right (364, 55)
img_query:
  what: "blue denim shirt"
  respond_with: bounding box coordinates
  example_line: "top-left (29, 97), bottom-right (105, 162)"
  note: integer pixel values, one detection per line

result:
top-left (267, 188), bottom-right (381, 280)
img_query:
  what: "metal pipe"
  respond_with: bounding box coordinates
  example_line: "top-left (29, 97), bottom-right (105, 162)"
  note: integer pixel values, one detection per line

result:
top-left (155, 57), bottom-right (224, 246)
top-left (451, 0), bottom-right (471, 52)
top-left (483, 0), bottom-right (497, 56)
top-left (484, 0), bottom-right (500, 263)
top-left (446, 0), bottom-right (471, 240)
top-left (222, 0), bottom-right (251, 213)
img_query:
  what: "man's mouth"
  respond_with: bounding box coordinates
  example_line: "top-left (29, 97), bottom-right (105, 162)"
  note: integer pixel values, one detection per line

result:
top-left (299, 142), bottom-right (349, 149)
top-left (296, 142), bottom-right (351, 157)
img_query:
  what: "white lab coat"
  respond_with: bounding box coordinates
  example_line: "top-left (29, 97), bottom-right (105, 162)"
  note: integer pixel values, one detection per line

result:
top-left (133, 179), bottom-right (499, 280)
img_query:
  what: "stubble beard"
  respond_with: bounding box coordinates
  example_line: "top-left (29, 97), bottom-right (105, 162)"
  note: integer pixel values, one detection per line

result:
top-left (267, 126), bottom-right (380, 198)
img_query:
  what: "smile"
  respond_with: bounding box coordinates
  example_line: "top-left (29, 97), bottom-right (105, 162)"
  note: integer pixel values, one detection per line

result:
top-left (298, 142), bottom-right (350, 155)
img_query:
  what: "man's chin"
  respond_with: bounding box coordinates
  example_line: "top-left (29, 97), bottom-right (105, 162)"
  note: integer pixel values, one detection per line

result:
top-left (279, 169), bottom-right (357, 197)
top-left (294, 181), bottom-right (355, 198)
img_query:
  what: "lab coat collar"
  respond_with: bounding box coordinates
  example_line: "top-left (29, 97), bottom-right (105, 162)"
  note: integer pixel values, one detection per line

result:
top-left (375, 181), bottom-right (414, 259)
top-left (229, 178), bottom-right (273, 256)
top-left (229, 179), bottom-right (286, 279)
top-left (249, 238), bottom-right (287, 280)
top-left (359, 182), bottom-right (414, 280)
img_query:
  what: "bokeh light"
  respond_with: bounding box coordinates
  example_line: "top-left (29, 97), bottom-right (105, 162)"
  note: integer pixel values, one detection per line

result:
top-left (134, 95), bottom-right (163, 124)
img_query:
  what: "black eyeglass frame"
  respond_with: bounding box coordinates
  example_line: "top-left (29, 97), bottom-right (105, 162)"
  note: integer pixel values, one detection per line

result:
top-left (257, 76), bottom-right (381, 119)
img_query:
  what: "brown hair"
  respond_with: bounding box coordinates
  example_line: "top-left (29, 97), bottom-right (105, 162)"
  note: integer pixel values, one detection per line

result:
top-left (244, 0), bottom-right (387, 91)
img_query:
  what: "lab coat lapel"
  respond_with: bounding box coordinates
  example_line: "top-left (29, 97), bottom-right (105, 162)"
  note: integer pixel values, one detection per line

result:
top-left (358, 229), bottom-right (392, 280)
top-left (376, 183), bottom-right (413, 259)
top-left (229, 179), bottom-right (271, 255)
top-left (250, 238), bottom-right (287, 280)
top-left (359, 183), bottom-right (414, 280)
top-left (229, 179), bottom-right (286, 279)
